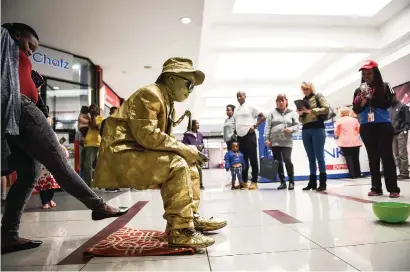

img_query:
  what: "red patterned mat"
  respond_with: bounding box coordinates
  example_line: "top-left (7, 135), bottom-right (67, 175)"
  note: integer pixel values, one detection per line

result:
top-left (84, 227), bottom-right (195, 257)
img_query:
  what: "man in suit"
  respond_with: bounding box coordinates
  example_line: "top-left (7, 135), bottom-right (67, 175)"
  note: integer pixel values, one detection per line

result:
top-left (94, 58), bottom-right (226, 249)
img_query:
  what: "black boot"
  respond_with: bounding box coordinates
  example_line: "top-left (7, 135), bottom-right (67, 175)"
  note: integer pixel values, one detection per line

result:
top-left (317, 173), bottom-right (327, 192)
top-left (277, 181), bottom-right (287, 190)
top-left (303, 175), bottom-right (317, 191)
top-left (288, 180), bottom-right (294, 190)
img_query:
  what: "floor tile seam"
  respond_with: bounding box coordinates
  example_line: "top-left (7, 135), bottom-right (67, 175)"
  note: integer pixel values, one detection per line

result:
top-left (323, 238), bottom-right (410, 249)
top-left (208, 247), bottom-right (322, 258)
top-left (321, 247), bottom-right (361, 271)
top-left (206, 248), bottom-right (212, 271)
top-left (87, 254), bottom-right (205, 264)
top-left (362, 217), bottom-right (410, 234)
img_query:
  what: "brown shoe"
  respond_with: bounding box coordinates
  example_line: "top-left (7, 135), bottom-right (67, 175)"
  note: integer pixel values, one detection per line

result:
top-left (91, 204), bottom-right (129, 221)
top-left (240, 182), bottom-right (249, 189)
top-left (1, 237), bottom-right (42, 254)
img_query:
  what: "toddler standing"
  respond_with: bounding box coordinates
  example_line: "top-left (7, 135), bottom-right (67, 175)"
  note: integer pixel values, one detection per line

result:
top-left (224, 142), bottom-right (246, 190)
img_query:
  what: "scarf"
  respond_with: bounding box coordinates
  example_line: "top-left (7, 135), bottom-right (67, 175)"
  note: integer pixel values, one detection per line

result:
top-left (1, 27), bottom-right (21, 170)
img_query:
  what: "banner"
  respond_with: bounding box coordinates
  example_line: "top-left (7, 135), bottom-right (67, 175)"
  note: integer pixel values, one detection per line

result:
top-left (258, 120), bottom-right (370, 182)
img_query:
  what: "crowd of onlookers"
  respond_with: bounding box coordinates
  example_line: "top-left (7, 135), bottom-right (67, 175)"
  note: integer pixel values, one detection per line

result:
top-left (218, 60), bottom-right (409, 199)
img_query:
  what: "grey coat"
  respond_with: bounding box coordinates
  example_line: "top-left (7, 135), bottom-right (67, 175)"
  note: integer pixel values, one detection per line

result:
top-left (263, 108), bottom-right (299, 148)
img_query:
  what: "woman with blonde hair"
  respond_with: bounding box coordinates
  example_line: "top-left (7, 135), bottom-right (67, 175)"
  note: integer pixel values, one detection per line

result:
top-left (335, 107), bottom-right (362, 179)
top-left (297, 81), bottom-right (330, 191)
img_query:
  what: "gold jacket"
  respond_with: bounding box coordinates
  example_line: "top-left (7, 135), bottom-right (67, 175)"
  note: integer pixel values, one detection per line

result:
top-left (94, 83), bottom-right (197, 189)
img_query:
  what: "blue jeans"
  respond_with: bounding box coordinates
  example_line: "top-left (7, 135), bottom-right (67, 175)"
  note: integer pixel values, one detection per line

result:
top-left (230, 167), bottom-right (243, 185)
top-left (302, 128), bottom-right (326, 175)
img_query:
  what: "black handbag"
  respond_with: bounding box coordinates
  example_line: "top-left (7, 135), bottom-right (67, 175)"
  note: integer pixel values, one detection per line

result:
top-left (259, 148), bottom-right (280, 182)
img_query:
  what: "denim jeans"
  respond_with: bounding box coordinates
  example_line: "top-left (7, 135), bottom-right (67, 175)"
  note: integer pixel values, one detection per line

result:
top-left (230, 167), bottom-right (243, 185)
top-left (302, 128), bottom-right (326, 175)
top-left (2, 95), bottom-right (104, 239)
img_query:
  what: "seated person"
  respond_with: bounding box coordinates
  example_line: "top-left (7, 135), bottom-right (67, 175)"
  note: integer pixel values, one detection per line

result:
top-left (94, 58), bottom-right (227, 249)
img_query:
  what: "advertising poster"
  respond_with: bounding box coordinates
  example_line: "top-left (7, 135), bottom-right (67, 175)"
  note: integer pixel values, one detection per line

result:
top-left (258, 120), bottom-right (370, 182)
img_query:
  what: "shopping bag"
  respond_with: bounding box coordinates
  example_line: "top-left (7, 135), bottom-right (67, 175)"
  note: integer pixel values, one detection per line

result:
top-left (259, 148), bottom-right (279, 182)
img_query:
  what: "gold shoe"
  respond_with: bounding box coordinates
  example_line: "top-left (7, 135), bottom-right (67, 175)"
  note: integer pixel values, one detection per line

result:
top-left (194, 213), bottom-right (227, 232)
top-left (168, 228), bottom-right (215, 249)
top-left (248, 182), bottom-right (258, 190)
top-left (240, 182), bottom-right (249, 189)
top-left (148, 184), bottom-right (160, 190)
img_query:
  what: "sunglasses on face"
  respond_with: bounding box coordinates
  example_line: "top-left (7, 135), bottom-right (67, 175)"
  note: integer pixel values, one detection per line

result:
top-left (173, 75), bottom-right (194, 93)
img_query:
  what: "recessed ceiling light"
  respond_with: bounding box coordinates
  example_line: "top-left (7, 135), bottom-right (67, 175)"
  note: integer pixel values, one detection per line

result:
top-left (180, 17), bottom-right (192, 24)
top-left (53, 86), bottom-right (60, 90)
top-left (144, 65), bottom-right (152, 69)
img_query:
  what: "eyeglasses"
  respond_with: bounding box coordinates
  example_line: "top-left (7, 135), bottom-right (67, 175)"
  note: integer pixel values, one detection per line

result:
top-left (173, 74), bottom-right (195, 93)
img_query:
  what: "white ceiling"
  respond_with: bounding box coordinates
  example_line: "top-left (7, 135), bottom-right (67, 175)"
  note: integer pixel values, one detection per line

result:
top-left (190, 0), bottom-right (410, 133)
top-left (2, 0), bottom-right (410, 134)
top-left (1, 0), bottom-right (205, 98)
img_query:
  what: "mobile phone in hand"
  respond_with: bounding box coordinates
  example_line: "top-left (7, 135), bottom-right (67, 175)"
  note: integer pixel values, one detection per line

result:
top-left (31, 70), bottom-right (45, 88)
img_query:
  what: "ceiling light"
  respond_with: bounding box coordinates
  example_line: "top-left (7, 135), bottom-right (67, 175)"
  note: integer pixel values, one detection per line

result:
top-left (313, 53), bottom-right (370, 86)
top-left (72, 64), bottom-right (81, 70)
top-left (227, 38), bottom-right (341, 49)
top-left (180, 17), bottom-right (192, 24)
top-left (232, 0), bottom-right (392, 17)
top-left (215, 52), bottom-right (325, 81)
top-left (53, 86), bottom-right (60, 90)
top-left (144, 65), bottom-right (152, 69)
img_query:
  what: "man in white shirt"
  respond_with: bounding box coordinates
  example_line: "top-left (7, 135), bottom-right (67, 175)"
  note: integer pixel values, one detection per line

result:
top-left (234, 91), bottom-right (265, 189)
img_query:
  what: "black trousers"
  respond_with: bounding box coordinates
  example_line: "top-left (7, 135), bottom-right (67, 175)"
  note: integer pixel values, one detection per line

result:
top-left (39, 189), bottom-right (55, 205)
top-left (340, 146), bottom-right (361, 178)
top-left (360, 123), bottom-right (400, 193)
top-left (271, 146), bottom-right (294, 182)
top-left (238, 132), bottom-right (259, 182)
top-left (226, 140), bottom-right (234, 151)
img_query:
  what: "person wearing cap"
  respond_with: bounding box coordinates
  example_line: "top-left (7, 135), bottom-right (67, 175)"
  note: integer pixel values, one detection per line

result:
top-left (353, 60), bottom-right (400, 198)
top-left (93, 57), bottom-right (227, 249)
top-left (389, 94), bottom-right (410, 180)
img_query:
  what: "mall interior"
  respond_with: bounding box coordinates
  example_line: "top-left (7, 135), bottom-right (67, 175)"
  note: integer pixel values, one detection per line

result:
top-left (1, 0), bottom-right (410, 271)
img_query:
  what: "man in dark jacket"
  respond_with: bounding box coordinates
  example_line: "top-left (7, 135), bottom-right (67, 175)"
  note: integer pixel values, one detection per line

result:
top-left (390, 94), bottom-right (410, 179)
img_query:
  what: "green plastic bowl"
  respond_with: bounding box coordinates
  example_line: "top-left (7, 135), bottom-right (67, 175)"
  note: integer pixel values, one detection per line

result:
top-left (372, 202), bottom-right (410, 223)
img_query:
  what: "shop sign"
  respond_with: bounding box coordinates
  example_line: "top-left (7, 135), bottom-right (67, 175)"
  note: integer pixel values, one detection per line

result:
top-left (104, 85), bottom-right (120, 108)
top-left (30, 46), bottom-right (74, 81)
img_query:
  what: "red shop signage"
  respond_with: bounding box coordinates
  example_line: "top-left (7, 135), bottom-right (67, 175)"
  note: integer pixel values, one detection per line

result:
top-left (104, 84), bottom-right (120, 107)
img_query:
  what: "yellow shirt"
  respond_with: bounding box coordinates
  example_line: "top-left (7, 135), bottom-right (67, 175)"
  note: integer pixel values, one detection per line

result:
top-left (84, 116), bottom-right (103, 147)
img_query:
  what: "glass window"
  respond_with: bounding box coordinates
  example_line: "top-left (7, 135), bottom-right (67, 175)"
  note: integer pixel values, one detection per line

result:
top-left (46, 79), bottom-right (92, 130)
top-left (72, 56), bottom-right (94, 86)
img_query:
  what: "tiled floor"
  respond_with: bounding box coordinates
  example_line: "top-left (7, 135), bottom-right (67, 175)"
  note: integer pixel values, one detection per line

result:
top-left (2, 169), bottom-right (410, 271)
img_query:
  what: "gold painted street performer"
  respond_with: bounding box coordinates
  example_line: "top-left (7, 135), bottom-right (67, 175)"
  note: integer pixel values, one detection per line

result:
top-left (94, 58), bottom-right (227, 249)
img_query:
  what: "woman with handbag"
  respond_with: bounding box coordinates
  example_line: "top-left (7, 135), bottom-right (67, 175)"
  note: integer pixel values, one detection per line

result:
top-left (264, 94), bottom-right (299, 190)
top-left (223, 104), bottom-right (237, 150)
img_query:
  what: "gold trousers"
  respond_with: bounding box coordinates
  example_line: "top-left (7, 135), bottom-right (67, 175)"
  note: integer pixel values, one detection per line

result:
top-left (160, 154), bottom-right (201, 230)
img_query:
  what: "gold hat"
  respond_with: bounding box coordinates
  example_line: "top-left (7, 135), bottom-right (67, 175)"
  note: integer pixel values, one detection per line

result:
top-left (161, 57), bottom-right (205, 86)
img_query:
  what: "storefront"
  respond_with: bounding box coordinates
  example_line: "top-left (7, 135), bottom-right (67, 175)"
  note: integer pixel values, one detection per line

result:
top-left (100, 82), bottom-right (121, 117)
top-left (31, 45), bottom-right (98, 169)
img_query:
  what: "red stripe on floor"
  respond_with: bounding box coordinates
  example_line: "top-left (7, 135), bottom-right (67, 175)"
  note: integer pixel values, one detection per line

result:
top-left (263, 210), bottom-right (302, 224)
top-left (58, 201), bottom-right (148, 265)
top-left (318, 191), bottom-right (376, 203)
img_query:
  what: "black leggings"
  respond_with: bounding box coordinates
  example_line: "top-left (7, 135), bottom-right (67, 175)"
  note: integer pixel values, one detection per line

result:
top-left (271, 146), bottom-right (294, 182)
top-left (238, 132), bottom-right (259, 183)
top-left (340, 146), bottom-right (361, 178)
top-left (39, 189), bottom-right (55, 205)
top-left (360, 122), bottom-right (399, 193)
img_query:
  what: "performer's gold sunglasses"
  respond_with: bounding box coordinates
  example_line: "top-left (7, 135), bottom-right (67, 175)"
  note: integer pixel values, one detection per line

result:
top-left (173, 74), bottom-right (195, 93)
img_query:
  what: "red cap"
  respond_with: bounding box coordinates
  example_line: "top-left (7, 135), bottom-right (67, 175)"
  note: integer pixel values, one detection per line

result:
top-left (359, 60), bottom-right (378, 71)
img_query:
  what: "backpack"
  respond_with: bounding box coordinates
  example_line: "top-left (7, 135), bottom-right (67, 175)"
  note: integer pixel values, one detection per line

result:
top-left (315, 94), bottom-right (336, 121)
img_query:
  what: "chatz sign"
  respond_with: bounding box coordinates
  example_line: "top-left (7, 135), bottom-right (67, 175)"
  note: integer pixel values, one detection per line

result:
top-left (32, 52), bottom-right (70, 69)
top-left (30, 46), bottom-right (74, 81)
